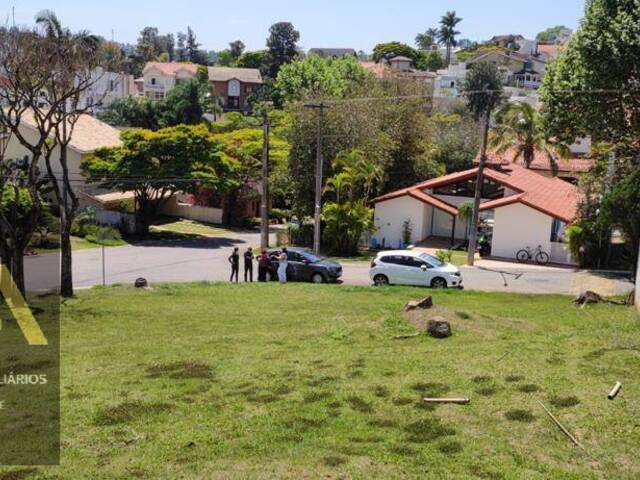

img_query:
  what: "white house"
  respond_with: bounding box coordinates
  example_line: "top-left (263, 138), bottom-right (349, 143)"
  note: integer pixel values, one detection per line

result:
top-left (142, 62), bottom-right (199, 101)
top-left (79, 68), bottom-right (135, 114)
top-left (3, 111), bottom-right (123, 205)
top-left (372, 163), bottom-right (581, 265)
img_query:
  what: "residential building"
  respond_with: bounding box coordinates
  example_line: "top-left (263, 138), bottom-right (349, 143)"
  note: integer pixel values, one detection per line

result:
top-left (79, 68), bottom-right (136, 114)
top-left (466, 50), bottom-right (547, 89)
top-left (372, 163), bottom-right (580, 265)
top-left (308, 48), bottom-right (356, 58)
top-left (360, 56), bottom-right (437, 89)
top-left (4, 111), bottom-right (123, 204)
top-left (140, 62), bottom-right (263, 112)
top-left (433, 63), bottom-right (468, 99)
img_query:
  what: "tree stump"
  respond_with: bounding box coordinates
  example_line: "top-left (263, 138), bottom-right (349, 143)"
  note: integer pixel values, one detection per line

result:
top-left (573, 291), bottom-right (602, 305)
top-left (405, 296), bottom-right (433, 312)
top-left (134, 277), bottom-right (148, 289)
top-left (427, 317), bottom-right (452, 339)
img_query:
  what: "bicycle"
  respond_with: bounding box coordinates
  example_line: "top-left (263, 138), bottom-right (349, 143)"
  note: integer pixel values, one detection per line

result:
top-left (516, 245), bottom-right (550, 265)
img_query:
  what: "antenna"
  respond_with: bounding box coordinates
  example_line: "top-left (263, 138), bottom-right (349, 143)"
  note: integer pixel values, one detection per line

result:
top-left (12, 6), bottom-right (15, 27)
top-left (111, 28), bottom-right (114, 42)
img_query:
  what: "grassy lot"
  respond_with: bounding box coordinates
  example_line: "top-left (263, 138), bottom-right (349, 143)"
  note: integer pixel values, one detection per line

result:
top-left (151, 218), bottom-right (257, 238)
top-left (7, 284), bottom-right (640, 479)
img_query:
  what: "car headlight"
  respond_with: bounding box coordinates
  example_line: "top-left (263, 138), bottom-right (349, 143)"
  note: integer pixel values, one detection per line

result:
top-left (452, 272), bottom-right (461, 277)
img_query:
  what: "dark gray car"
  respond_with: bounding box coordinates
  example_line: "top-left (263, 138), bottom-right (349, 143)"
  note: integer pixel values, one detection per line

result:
top-left (267, 248), bottom-right (342, 283)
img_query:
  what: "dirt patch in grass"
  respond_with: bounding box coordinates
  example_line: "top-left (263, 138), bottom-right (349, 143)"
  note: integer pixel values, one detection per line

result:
top-left (347, 396), bottom-right (373, 413)
top-left (368, 417), bottom-right (398, 428)
top-left (145, 361), bottom-right (213, 379)
top-left (94, 401), bottom-right (173, 426)
top-left (475, 386), bottom-right (498, 396)
top-left (303, 391), bottom-right (332, 404)
top-left (410, 382), bottom-right (449, 397)
top-left (505, 375), bottom-right (525, 383)
top-left (472, 375), bottom-right (492, 383)
top-left (550, 395), bottom-right (581, 408)
top-left (456, 311), bottom-right (472, 320)
top-left (404, 417), bottom-right (457, 443)
top-left (372, 385), bottom-right (390, 398)
top-left (518, 384), bottom-right (541, 393)
top-left (0, 470), bottom-right (38, 480)
top-left (392, 397), bottom-right (414, 406)
top-left (504, 409), bottom-right (536, 423)
top-left (323, 455), bottom-right (347, 467)
top-left (438, 439), bottom-right (464, 455)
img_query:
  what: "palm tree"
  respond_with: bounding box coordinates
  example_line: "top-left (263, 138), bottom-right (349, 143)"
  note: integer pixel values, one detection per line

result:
top-left (489, 102), bottom-right (571, 175)
top-left (438, 11), bottom-right (462, 66)
top-left (415, 28), bottom-right (439, 50)
top-left (36, 10), bottom-right (101, 50)
top-left (324, 172), bottom-right (353, 204)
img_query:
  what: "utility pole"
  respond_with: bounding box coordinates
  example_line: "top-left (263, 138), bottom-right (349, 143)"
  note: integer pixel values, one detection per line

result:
top-left (304, 102), bottom-right (329, 255)
top-left (467, 109), bottom-right (491, 266)
top-left (260, 106), bottom-right (270, 249)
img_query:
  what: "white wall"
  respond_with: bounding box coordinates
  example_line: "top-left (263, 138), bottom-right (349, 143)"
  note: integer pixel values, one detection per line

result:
top-left (491, 202), bottom-right (576, 265)
top-left (161, 197), bottom-right (223, 225)
top-left (373, 196), bottom-right (428, 248)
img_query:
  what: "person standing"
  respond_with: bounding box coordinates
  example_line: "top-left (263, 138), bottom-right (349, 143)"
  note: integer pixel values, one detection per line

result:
top-left (228, 247), bottom-right (239, 283)
top-left (244, 247), bottom-right (254, 282)
top-left (277, 248), bottom-right (288, 284)
top-left (257, 249), bottom-right (270, 282)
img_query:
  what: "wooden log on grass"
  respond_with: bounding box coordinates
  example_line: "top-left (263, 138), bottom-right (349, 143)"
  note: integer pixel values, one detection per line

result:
top-left (608, 382), bottom-right (622, 400)
top-left (392, 333), bottom-right (422, 340)
top-left (423, 397), bottom-right (470, 405)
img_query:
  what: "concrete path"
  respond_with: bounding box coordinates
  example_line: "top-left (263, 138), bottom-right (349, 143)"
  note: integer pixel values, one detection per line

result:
top-left (25, 235), bottom-right (635, 296)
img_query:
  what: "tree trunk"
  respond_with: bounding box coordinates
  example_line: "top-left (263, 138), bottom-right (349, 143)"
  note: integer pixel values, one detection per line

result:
top-left (11, 248), bottom-right (26, 296)
top-left (60, 220), bottom-right (73, 297)
top-left (467, 110), bottom-right (491, 266)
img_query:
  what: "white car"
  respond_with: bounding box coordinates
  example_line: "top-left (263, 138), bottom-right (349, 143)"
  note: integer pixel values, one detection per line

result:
top-left (369, 250), bottom-right (463, 288)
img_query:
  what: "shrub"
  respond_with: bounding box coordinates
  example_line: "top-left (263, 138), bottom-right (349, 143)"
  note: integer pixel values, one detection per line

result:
top-left (322, 201), bottom-right (374, 255)
top-left (85, 226), bottom-right (122, 245)
top-left (435, 250), bottom-right (453, 263)
top-left (402, 219), bottom-right (413, 246)
top-left (270, 208), bottom-right (291, 223)
top-left (288, 217), bottom-right (314, 247)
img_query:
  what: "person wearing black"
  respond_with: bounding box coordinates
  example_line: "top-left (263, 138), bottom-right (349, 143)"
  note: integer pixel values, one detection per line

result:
top-left (244, 247), bottom-right (254, 282)
top-left (228, 247), bottom-right (239, 283)
top-left (257, 249), bottom-right (270, 282)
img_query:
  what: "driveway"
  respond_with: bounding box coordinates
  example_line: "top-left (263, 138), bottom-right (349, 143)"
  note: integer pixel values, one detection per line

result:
top-left (25, 235), bottom-right (635, 296)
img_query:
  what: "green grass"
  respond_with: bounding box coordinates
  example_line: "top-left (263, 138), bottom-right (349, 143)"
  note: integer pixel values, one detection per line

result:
top-left (151, 217), bottom-right (257, 238)
top-left (7, 284), bottom-right (640, 479)
top-left (33, 236), bottom-right (127, 255)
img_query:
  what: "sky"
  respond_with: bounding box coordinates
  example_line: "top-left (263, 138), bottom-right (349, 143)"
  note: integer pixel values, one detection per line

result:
top-left (5, 0), bottom-right (586, 53)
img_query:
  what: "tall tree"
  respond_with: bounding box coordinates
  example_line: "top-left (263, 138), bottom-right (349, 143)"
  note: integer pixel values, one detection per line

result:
top-left (136, 27), bottom-right (163, 62)
top-left (35, 10), bottom-right (106, 297)
top-left (438, 11), bottom-right (462, 66)
top-left (460, 61), bottom-right (504, 265)
top-left (176, 32), bottom-right (187, 61)
top-left (541, 0), bottom-right (640, 269)
top-left (490, 102), bottom-right (570, 173)
top-left (229, 40), bottom-right (246, 59)
top-left (372, 42), bottom-right (417, 63)
top-left (415, 28), bottom-right (439, 50)
top-left (265, 22), bottom-right (300, 79)
top-left (186, 26), bottom-right (200, 63)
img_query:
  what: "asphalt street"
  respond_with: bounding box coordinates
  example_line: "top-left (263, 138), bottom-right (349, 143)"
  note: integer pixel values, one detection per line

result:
top-left (24, 233), bottom-right (634, 296)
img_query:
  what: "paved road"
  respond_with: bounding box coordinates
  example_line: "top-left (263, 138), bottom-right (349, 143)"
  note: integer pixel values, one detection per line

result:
top-left (25, 233), bottom-right (634, 296)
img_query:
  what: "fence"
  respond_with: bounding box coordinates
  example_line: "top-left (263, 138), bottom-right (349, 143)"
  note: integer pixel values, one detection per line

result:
top-left (160, 197), bottom-right (223, 225)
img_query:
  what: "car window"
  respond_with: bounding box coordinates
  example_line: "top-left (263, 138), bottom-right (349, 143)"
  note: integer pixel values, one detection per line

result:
top-left (287, 252), bottom-right (301, 262)
top-left (405, 257), bottom-right (428, 268)
top-left (302, 251), bottom-right (322, 263)
top-left (380, 255), bottom-right (404, 265)
top-left (419, 253), bottom-right (445, 267)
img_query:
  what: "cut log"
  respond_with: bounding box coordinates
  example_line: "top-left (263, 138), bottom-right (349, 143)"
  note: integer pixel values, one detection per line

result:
top-left (392, 333), bottom-right (422, 340)
top-left (608, 382), bottom-right (622, 400)
top-left (404, 296), bottom-right (433, 312)
top-left (423, 397), bottom-right (470, 404)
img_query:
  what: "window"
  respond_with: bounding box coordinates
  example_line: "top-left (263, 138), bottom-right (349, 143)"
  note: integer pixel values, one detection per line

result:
top-left (550, 219), bottom-right (566, 243)
top-left (287, 252), bottom-right (302, 262)
top-left (380, 255), bottom-right (405, 265)
top-left (405, 257), bottom-right (428, 269)
top-left (151, 77), bottom-right (156, 85)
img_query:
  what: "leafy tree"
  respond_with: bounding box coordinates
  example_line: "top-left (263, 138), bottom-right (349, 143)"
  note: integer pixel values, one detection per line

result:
top-left (490, 102), bottom-right (570, 173)
top-left (372, 42), bottom-right (417, 63)
top-left (229, 40), bottom-right (246, 59)
top-left (460, 61), bottom-right (503, 265)
top-left (536, 25), bottom-right (572, 43)
top-left (415, 28), bottom-right (439, 50)
top-left (83, 125), bottom-right (239, 233)
top-left (176, 32), bottom-right (187, 61)
top-left (216, 49), bottom-right (235, 66)
top-left (237, 50), bottom-right (267, 69)
top-left (98, 96), bottom-right (162, 129)
top-left (136, 27), bottom-right (163, 62)
top-left (100, 40), bottom-right (126, 71)
top-left (275, 55), bottom-right (371, 101)
top-left (186, 26), bottom-right (200, 62)
top-left (161, 79), bottom-right (208, 126)
top-left (321, 200), bottom-right (373, 255)
top-left (438, 11), bottom-right (462, 66)
top-left (265, 22), bottom-right (300, 79)
top-left (541, 0), bottom-right (640, 268)
top-left (418, 50), bottom-right (445, 72)
top-left (426, 111), bottom-right (481, 173)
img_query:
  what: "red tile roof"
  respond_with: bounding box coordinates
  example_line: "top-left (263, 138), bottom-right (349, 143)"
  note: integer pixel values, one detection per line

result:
top-left (478, 150), bottom-right (594, 174)
top-left (359, 61), bottom-right (390, 79)
top-left (537, 44), bottom-right (561, 58)
top-left (373, 164), bottom-right (581, 223)
top-left (143, 62), bottom-right (199, 76)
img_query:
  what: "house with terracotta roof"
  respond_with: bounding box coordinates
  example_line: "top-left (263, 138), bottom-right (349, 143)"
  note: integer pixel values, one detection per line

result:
top-left (141, 62), bottom-right (263, 112)
top-left (372, 163), bottom-right (581, 264)
top-left (4, 111), bottom-right (123, 204)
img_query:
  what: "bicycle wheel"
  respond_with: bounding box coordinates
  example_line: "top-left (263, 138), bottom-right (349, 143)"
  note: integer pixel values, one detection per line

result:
top-left (516, 250), bottom-right (530, 263)
top-left (535, 251), bottom-right (550, 265)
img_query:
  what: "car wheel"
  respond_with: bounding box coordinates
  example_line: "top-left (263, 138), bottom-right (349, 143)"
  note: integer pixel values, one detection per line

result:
top-left (430, 277), bottom-right (448, 289)
top-left (373, 274), bottom-right (389, 286)
top-left (311, 272), bottom-right (325, 284)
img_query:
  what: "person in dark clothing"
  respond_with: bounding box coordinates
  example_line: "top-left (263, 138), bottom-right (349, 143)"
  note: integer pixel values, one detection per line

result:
top-left (244, 247), bottom-right (254, 282)
top-left (257, 249), bottom-right (270, 282)
top-left (228, 247), bottom-right (239, 282)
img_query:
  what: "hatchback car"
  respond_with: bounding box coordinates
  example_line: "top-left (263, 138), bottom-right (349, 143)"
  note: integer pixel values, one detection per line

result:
top-left (369, 250), bottom-right (462, 288)
top-left (266, 248), bottom-right (342, 283)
